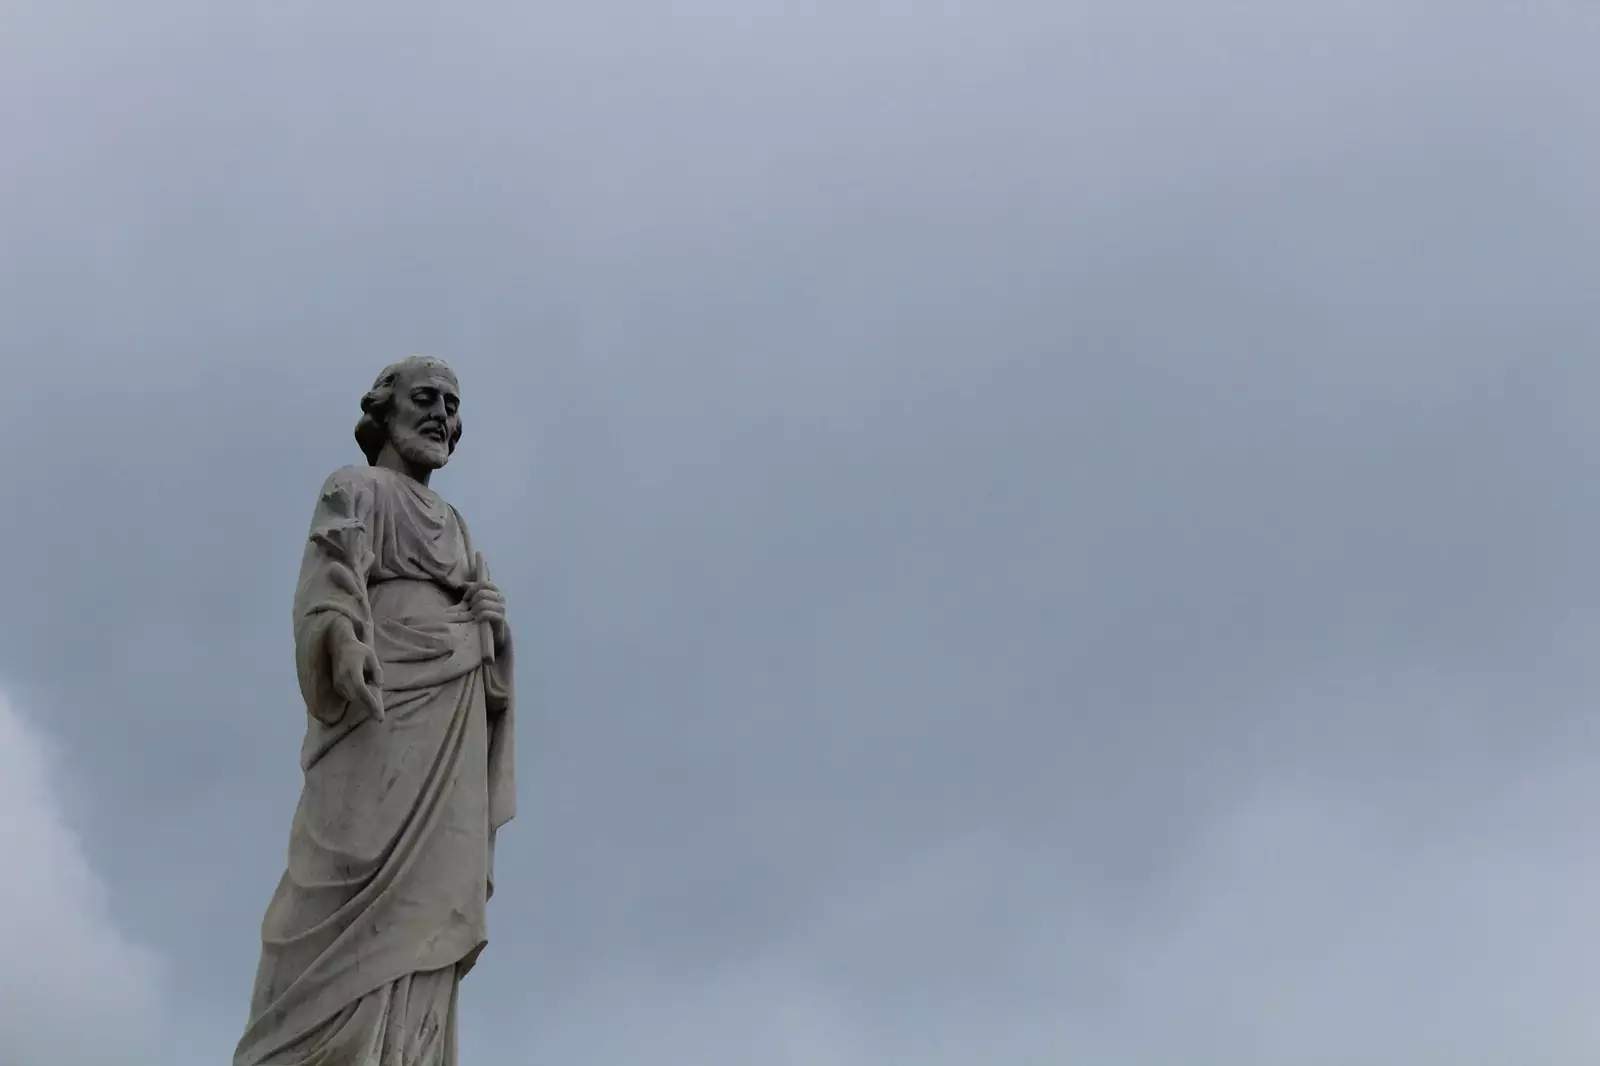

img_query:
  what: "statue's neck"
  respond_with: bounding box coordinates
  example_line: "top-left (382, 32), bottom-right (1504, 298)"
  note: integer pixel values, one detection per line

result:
top-left (374, 444), bottom-right (433, 488)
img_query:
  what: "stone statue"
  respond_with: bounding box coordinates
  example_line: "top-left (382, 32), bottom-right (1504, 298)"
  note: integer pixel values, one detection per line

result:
top-left (235, 356), bottom-right (516, 1066)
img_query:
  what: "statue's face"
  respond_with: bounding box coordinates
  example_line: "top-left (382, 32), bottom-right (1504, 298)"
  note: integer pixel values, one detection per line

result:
top-left (386, 366), bottom-right (460, 471)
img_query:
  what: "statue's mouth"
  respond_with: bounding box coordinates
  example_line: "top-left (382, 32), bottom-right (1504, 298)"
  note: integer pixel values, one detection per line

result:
top-left (419, 424), bottom-right (446, 442)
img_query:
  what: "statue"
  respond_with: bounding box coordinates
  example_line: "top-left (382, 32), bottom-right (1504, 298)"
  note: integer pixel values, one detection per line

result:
top-left (235, 357), bottom-right (516, 1065)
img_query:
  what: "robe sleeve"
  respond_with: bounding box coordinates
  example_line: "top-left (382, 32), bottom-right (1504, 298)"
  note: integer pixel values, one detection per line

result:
top-left (484, 627), bottom-right (516, 832)
top-left (482, 622), bottom-right (516, 905)
top-left (451, 505), bottom-right (518, 840)
top-left (292, 468), bottom-right (379, 726)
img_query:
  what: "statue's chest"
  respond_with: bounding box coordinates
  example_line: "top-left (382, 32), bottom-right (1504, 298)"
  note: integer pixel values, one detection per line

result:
top-left (380, 490), bottom-right (470, 582)
top-left (416, 510), bottom-right (468, 575)
top-left (437, 514), bottom-right (468, 572)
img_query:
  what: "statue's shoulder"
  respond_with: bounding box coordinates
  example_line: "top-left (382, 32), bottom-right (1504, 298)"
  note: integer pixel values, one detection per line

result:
top-left (320, 463), bottom-right (385, 489)
top-left (314, 464), bottom-right (390, 510)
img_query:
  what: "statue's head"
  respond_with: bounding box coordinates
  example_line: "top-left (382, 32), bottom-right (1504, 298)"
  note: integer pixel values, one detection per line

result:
top-left (354, 356), bottom-right (463, 471)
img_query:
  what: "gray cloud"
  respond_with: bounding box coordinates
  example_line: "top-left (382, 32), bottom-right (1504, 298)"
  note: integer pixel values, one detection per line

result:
top-left (2, 0), bottom-right (1598, 1062)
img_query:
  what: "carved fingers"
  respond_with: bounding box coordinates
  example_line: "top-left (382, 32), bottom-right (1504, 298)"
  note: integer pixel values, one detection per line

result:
top-left (462, 578), bottom-right (509, 647)
top-left (467, 584), bottom-right (506, 623)
top-left (332, 638), bottom-right (385, 724)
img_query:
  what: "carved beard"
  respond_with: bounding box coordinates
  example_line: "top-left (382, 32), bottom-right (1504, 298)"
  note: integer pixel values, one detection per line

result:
top-left (389, 420), bottom-right (452, 470)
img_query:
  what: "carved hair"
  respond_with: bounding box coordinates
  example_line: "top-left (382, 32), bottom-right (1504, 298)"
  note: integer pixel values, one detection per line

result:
top-left (354, 356), bottom-right (464, 465)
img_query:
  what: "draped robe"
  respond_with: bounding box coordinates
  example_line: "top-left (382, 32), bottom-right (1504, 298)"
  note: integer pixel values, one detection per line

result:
top-left (236, 465), bottom-right (515, 1066)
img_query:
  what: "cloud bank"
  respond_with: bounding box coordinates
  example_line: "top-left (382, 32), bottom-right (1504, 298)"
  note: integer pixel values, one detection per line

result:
top-left (0, 690), bottom-right (165, 1064)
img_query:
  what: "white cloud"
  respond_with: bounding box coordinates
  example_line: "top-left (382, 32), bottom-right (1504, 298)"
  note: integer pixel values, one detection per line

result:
top-left (0, 689), bottom-right (165, 1064)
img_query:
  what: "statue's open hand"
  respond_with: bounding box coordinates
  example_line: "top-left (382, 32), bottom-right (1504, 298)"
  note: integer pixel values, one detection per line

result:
top-left (331, 632), bottom-right (385, 724)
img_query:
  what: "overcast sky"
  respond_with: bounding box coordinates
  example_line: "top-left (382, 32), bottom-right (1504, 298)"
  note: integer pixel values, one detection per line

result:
top-left (2, 2), bottom-right (1599, 1063)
